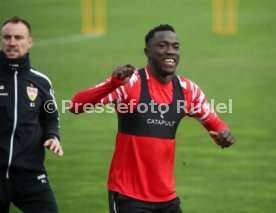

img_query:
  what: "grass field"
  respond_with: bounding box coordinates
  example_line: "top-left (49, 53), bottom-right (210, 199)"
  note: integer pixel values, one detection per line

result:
top-left (1, 0), bottom-right (276, 212)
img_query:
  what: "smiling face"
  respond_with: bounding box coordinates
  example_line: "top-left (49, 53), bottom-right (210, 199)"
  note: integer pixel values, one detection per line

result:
top-left (144, 30), bottom-right (180, 78)
top-left (1, 22), bottom-right (33, 59)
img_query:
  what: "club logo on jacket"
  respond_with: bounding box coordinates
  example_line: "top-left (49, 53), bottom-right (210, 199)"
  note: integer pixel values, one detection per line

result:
top-left (27, 86), bottom-right (38, 102)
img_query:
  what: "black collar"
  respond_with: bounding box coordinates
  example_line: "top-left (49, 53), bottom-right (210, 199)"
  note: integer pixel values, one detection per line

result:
top-left (0, 50), bottom-right (31, 73)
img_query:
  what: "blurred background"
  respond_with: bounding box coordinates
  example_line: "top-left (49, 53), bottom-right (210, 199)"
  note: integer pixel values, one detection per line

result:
top-left (1, 0), bottom-right (276, 212)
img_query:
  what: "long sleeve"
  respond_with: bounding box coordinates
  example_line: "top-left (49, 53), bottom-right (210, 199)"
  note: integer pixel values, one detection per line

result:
top-left (40, 83), bottom-right (60, 141)
top-left (69, 69), bottom-right (142, 114)
top-left (69, 76), bottom-right (124, 113)
top-left (179, 77), bottom-right (229, 143)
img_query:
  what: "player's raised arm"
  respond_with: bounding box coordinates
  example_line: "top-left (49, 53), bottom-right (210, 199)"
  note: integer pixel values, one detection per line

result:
top-left (69, 64), bottom-right (135, 114)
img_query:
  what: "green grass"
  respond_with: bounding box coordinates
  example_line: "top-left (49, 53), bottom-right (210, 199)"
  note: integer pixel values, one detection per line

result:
top-left (1, 0), bottom-right (276, 212)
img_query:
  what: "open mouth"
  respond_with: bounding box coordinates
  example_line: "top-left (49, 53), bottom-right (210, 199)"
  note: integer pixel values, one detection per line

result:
top-left (163, 58), bottom-right (176, 66)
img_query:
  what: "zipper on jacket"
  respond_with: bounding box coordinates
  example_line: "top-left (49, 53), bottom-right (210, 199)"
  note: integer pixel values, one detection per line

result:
top-left (6, 71), bottom-right (18, 179)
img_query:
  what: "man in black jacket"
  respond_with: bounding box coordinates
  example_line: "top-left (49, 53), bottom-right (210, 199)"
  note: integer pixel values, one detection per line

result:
top-left (0, 16), bottom-right (63, 213)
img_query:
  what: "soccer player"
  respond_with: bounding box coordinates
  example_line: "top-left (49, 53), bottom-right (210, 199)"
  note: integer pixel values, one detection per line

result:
top-left (69, 24), bottom-right (235, 213)
top-left (0, 16), bottom-right (63, 213)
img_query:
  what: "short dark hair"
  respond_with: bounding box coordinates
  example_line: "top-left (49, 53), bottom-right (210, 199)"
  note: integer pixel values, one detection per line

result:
top-left (2, 16), bottom-right (32, 35)
top-left (145, 24), bottom-right (175, 46)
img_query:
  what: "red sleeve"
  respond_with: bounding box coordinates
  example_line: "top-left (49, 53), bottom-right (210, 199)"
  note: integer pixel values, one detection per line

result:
top-left (69, 76), bottom-right (123, 114)
top-left (69, 71), bottom-right (141, 114)
top-left (179, 77), bottom-right (230, 144)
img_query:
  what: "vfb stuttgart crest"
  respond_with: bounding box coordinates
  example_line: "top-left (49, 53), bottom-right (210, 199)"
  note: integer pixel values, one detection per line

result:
top-left (27, 86), bottom-right (38, 102)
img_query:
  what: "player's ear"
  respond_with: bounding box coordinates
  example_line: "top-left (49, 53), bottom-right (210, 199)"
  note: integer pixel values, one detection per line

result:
top-left (144, 47), bottom-right (151, 59)
top-left (28, 36), bottom-right (33, 50)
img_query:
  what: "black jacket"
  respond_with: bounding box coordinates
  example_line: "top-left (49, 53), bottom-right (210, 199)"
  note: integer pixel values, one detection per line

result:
top-left (0, 51), bottom-right (60, 178)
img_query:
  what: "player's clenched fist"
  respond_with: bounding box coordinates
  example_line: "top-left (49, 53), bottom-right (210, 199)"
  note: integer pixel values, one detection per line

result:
top-left (210, 129), bottom-right (235, 149)
top-left (112, 64), bottom-right (135, 85)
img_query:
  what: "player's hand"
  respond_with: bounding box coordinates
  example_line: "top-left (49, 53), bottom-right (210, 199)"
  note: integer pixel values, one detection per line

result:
top-left (209, 129), bottom-right (235, 149)
top-left (112, 64), bottom-right (135, 85)
top-left (44, 138), bottom-right (64, 157)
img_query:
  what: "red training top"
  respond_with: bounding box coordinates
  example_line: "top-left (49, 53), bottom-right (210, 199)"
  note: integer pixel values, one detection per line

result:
top-left (69, 66), bottom-right (229, 202)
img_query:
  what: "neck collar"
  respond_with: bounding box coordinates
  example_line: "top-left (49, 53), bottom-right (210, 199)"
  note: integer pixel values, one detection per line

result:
top-left (0, 50), bottom-right (31, 73)
top-left (145, 65), bottom-right (173, 84)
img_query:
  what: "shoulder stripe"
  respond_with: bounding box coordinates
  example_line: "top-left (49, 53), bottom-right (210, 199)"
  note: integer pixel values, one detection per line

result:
top-left (30, 69), bottom-right (52, 86)
top-left (177, 76), bottom-right (187, 89)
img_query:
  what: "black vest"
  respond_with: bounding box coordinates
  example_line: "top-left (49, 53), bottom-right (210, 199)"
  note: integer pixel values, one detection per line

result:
top-left (118, 69), bottom-right (185, 139)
